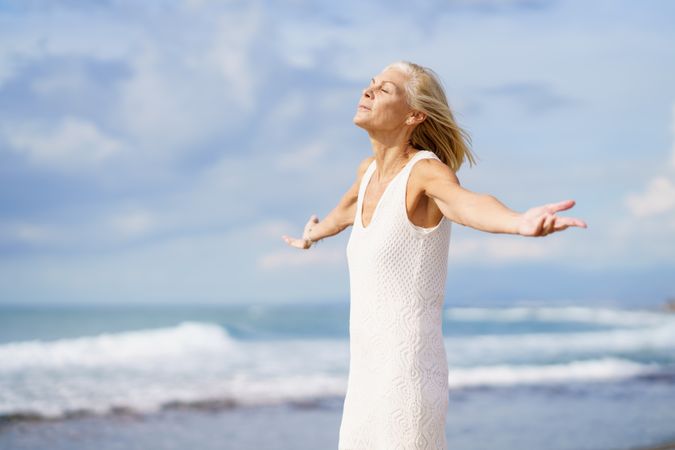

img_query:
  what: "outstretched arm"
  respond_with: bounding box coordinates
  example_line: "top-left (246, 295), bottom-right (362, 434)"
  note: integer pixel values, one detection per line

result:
top-left (282, 156), bottom-right (374, 249)
top-left (419, 159), bottom-right (587, 236)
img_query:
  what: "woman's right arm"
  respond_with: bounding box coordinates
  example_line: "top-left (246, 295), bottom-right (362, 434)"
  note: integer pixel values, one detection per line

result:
top-left (282, 156), bottom-right (374, 249)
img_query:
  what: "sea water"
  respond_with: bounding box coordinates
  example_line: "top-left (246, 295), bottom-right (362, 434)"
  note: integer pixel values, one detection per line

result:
top-left (1, 302), bottom-right (674, 449)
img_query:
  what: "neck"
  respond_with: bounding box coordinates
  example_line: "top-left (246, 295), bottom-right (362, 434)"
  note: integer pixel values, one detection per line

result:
top-left (367, 130), bottom-right (416, 182)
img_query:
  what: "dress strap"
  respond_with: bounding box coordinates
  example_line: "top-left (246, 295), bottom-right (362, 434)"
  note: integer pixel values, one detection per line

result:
top-left (355, 150), bottom-right (441, 229)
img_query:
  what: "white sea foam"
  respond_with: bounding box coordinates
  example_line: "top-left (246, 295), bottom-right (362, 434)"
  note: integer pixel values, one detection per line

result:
top-left (445, 320), bottom-right (675, 365)
top-left (0, 372), bottom-right (349, 420)
top-left (1, 311), bottom-right (673, 421)
top-left (0, 355), bottom-right (665, 420)
top-left (0, 322), bottom-right (352, 419)
top-left (448, 357), bottom-right (662, 388)
top-left (0, 321), bottom-right (239, 372)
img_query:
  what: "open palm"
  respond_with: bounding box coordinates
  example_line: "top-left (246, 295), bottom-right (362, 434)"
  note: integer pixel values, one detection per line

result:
top-left (517, 199), bottom-right (587, 237)
top-left (281, 214), bottom-right (319, 249)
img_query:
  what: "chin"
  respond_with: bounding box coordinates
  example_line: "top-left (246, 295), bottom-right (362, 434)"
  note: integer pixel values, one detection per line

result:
top-left (352, 115), bottom-right (369, 129)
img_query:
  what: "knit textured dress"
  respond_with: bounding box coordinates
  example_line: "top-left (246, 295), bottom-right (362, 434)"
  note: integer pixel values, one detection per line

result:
top-left (338, 150), bottom-right (452, 450)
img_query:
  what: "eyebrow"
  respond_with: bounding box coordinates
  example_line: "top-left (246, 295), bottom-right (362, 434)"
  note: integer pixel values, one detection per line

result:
top-left (371, 77), bottom-right (396, 88)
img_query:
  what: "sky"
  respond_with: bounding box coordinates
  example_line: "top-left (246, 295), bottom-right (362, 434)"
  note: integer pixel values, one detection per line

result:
top-left (0, 0), bottom-right (674, 308)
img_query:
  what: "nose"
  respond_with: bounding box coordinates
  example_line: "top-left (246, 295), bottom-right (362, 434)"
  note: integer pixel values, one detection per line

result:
top-left (362, 86), bottom-right (373, 99)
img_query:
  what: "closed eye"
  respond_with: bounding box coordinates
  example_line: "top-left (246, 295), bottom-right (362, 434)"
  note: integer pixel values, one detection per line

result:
top-left (366, 79), bottom-right (390, 94)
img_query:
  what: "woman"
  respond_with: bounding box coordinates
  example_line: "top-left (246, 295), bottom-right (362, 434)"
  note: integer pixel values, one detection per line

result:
top-left (281, 61), bottom-right (587, 450)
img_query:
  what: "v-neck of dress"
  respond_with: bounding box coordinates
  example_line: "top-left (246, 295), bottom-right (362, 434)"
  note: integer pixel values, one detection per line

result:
top-left (360, 152), bottom-right (422, 230)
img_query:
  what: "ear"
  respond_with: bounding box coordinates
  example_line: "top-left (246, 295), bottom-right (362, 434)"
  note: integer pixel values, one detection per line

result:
top-left (406, 110), bottom-right (426, 126)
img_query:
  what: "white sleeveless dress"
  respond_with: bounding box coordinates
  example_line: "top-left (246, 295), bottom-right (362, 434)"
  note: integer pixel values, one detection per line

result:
top-left (338, 150), bottom-right (452, 450)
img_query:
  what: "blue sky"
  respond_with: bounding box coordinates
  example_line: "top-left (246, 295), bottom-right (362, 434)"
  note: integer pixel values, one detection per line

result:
top-left (0, 0), bottom-right (674, 307)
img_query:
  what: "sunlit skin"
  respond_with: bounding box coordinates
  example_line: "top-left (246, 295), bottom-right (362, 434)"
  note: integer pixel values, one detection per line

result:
top-left (282, 66), bottom-right (587, 249)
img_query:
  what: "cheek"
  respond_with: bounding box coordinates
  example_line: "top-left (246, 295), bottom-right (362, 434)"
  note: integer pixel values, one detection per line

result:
top-left (378, 99), bottom-right (408, 120)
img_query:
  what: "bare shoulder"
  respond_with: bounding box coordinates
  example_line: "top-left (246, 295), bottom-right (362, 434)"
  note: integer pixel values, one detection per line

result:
top-left (332, 156), bottom-right (374, 228)
top-left (411, 157), bottom-right (461, 192)
top-left (356, 155), bottom-right (375, 178)
top-left (343, 155), bottom-right (374, 199)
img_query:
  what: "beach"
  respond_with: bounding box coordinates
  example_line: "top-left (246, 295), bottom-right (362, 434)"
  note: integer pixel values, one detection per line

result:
top-left (3, 378), bottom-right (675, 450)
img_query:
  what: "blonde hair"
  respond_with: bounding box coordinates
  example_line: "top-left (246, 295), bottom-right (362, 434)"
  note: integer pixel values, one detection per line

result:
top-left (384, 61), bottom-right (478, 172)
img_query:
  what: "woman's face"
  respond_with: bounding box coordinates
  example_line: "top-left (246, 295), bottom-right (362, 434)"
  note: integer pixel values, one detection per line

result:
top-left (353, 67), bottom-right (413, 133)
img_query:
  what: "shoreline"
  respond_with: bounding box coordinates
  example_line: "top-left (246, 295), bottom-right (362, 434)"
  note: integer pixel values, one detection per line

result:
top-left (2, 383), bottom-right (675, 450)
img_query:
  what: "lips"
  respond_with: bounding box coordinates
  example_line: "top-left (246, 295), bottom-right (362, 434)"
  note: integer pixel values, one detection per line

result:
top-left (358, 104), bottom-right (371, 111)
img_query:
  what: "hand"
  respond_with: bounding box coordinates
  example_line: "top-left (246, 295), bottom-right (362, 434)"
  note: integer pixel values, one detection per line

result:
top-left (517, 199), bottom-right (587, 237)
top-left (281, 214), bottom-right (320, 249)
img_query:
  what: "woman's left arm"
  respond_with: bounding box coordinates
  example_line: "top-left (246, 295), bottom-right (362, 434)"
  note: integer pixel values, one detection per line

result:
top-left (419, 159), bottom-right (588, 237)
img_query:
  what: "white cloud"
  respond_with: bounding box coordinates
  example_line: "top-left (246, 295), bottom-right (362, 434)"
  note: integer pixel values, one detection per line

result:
top-left (263, 92), bottom-right (307, 132)
top-left (30, 65), bottom-right (89, 95)
top-left (0, 221), bottom-right (58, 245)
top-left (276, 141), bottom-right (328, 171)
top-left (275, 21), bottom-right (343, 70)
top-left (206, 6), bottom-right (262, 110)
top-left (0, 217), bottom-right (351, 304)
top-left (0, 55), bottom-right (18, 89)
top-left (111, 6), bottom-right (264, 163)
top-left (108, 210), bottom-right (155, 237)
top-left (256, 218), bottom-right (348, 270)
top-left (257, 245), bottom-right (346, 270)
top-left (3, 116), bottom-right (123, 170)
top-left (0, 2), bottom-right (268, 171)
top-left (114, 43), bottom-right (219, 155)
top-left (625, 102), bottom-right (675, 218)
top-left (451, 0), bottom-right (550, 9)
top-left (259, 227), bottom-right (567, 271)
top-left (449, 233), bottom-right (563, 265)
top-left (671, 102), bottom-right (675, 168)
top-left (625, 176), bottom-right (675, 218)
top-left (0, 7), bottom-right (140, 88)
top-left (2, 0), bottom-right (675, 305)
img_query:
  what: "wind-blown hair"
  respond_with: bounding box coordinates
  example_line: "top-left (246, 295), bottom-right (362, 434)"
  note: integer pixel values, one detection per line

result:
top-left (384, 61), bottom-right (478, 172)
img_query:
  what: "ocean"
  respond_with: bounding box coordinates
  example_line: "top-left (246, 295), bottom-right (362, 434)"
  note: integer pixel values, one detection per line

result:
top-left (1, 301), bottom-right (674, 450)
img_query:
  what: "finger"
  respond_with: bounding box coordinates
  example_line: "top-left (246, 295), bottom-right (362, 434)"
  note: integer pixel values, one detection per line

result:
top-left (550, 217), bottom-right (568, 233)
top-left (291, 238), bottom-right (305, 249)
top-left (282, 235), bottom-right (303, 248)
top-left (533, 214), bottom-right (547, 236)
top-left (554, 217), bottom-right (588, 229)
top-left (542, 214), bottom-right (555, 236)
top-left (546, 199), bottom-right (575, 214)
top-left (553, 223), bottom-right (570, 232)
